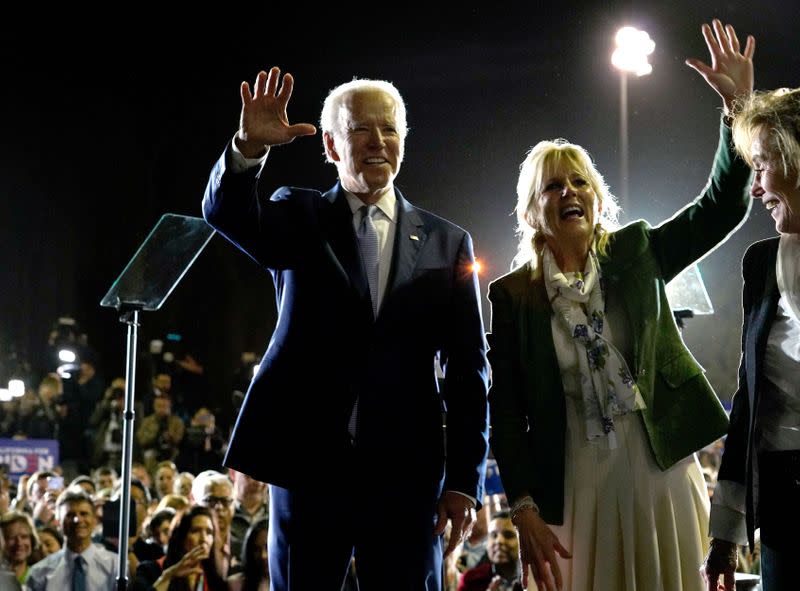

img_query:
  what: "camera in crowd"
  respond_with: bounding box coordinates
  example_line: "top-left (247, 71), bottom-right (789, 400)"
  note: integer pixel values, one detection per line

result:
top-left (108, 386), bottom-right (125, 410)
top-left (184, 410), bottom-right (214, 447)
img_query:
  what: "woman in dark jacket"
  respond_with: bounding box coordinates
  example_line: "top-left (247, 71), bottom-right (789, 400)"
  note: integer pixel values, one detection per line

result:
top-left (703, 87), bottom-right (800, 591)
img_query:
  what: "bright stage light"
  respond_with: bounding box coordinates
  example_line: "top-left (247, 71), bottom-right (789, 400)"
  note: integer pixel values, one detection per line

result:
top-left (8, 379), bottom-right (25, 397)
top-left (612, 27), bottom-right (655, 76)
top-left (58, 349), bottom-right (77, 363)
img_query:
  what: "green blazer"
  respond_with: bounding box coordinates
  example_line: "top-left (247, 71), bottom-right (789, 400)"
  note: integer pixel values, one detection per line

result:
top-left (487, 120), bottom-right (752, 524)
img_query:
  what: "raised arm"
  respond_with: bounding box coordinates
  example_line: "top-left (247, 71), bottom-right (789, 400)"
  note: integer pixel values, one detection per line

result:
top-left (685, 19), bottom-right (755, 115)
top-left (202, 67), bottom-right (320, 270)
top-left (235, 66), bottom-right (317, 158)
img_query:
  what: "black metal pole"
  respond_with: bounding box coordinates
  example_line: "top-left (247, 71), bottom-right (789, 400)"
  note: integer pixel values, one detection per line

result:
top-left (116, 308), bottom-right (139, 591)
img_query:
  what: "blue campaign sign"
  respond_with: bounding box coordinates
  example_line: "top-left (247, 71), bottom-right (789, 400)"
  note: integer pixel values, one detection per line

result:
top-left (0, 439), bottom-right (60, 482)
top-left (485, 458), bottom-right (505, 495)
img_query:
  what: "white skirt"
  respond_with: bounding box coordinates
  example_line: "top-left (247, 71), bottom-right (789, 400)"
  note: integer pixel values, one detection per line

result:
top-left (530, 397), bottom-right (710, 591)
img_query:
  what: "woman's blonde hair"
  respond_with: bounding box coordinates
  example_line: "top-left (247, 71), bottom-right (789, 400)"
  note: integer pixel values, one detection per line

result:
top-left (732, 88), bottom-right (800, 184)
top-left (513, 139), bottom-right (620, 271)
top-left (0, 511), bottom-right (40, 553)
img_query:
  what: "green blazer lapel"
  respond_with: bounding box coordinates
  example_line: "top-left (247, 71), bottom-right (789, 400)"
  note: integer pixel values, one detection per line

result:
top-left (596, 228), bottom-right (657, 394)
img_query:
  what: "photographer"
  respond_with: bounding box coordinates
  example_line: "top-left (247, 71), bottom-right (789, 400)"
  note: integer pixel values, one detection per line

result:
top-left (136, 392), bottom-right (185, 475)
top-left (23, 375), bottom-right (64, 440)
top-left (89, 377), bottom-right (141, 469)
top-left (176, 408), bottom-right (225, 475)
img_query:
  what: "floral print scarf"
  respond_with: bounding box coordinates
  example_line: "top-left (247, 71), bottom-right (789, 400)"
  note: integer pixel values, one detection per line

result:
top-left (543, 245), bottom-right (645, 448)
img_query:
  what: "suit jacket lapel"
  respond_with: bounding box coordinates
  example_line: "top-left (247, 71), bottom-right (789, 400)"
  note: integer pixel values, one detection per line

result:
top-left (385, 190), bottom-right (425, 301)
top-left (322, 183), bottom-right (372, 306)
top-left (748, 239), bottom-right (780, 422)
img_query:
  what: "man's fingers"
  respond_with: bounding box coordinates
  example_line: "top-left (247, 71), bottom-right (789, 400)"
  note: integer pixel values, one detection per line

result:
top-left (443, 513), bottom-right (467, 557)
top-left (277, 73), bottom-right (295, 105)
top-left (443, 529), bottom-right (460, 558)
top-left (287, 123), bottom-right (318, 138)
top-left (240, 80), bottom-right (253, 104)
top-left (253, 70), bottom-right (269, 99)
top-left (265, 66), bottom-right (280, 97)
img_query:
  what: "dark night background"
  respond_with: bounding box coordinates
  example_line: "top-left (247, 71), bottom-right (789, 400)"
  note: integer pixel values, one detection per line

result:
top-left (2, 2), bottom-right (796, 429)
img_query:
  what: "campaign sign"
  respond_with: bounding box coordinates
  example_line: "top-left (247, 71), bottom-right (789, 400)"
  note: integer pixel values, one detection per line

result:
top-left (0, 439), bottom-right (59, 483)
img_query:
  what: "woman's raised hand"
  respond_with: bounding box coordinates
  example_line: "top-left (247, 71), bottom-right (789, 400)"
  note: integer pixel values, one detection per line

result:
top-left (685, 19), bottom-right (755, 115)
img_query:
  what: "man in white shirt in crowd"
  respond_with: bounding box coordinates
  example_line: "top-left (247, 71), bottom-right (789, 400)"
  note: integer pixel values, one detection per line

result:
top-left (27, 487), bottom-right (119, 590)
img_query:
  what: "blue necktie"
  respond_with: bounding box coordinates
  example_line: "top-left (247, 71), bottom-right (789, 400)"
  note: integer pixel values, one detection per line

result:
top-left (349, 205), bottom-right (380, 438)
top-left (357, 205), bottom-right (380, 318)
top-left (72, 556), bottom-right (86, 591)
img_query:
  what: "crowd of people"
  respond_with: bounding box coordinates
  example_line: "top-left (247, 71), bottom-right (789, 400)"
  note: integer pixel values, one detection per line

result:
top-left (3, 12), bottom-right (800, 591)
top-left (0, 465), bottom-right (270, 590)
top-left (0, 368), bottom-right (227, 483)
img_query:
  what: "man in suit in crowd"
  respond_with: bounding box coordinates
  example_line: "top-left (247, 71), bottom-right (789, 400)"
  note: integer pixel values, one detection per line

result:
top-left (26, 487), bottom-right (118, 590)
top-left (202, 66), bottom-right (490, 590)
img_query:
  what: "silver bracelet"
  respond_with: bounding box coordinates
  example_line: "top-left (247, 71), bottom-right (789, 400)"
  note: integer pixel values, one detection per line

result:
top-left (509, 495), bottom-right (539, 522)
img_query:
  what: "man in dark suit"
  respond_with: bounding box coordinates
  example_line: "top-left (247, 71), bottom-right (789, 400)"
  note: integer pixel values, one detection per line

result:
top-left (202, 66), bottom-right (490, 590)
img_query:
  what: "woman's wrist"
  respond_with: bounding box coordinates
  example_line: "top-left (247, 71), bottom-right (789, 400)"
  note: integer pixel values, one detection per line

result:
top-left (509, 495), bottom-right (539, 525)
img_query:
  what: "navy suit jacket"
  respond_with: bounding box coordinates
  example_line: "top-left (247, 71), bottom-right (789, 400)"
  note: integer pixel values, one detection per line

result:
top-left (717, 237), bottom-right (780, 549)
top-left (202, 145), bottom-right (490, 501)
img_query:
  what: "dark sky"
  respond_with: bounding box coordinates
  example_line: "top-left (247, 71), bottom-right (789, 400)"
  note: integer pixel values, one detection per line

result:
top-left (2, 2), bottom-right (796, 424)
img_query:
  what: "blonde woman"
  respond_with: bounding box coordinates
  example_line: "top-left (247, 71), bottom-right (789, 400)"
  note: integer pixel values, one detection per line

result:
top-left (488, 20), bottom-right (754, 591)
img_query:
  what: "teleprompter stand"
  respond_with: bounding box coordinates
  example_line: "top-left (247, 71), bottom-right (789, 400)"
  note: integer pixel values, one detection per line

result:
top-left (100, 214), bottom-right (215, 591)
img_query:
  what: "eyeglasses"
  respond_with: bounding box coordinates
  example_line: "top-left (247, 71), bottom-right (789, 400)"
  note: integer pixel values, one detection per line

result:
top-left (202, 495), bottom-right (233, 508)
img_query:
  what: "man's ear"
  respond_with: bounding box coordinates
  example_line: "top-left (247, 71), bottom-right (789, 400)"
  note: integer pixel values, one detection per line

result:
top-left (323, 132), bottom-right (340, 162)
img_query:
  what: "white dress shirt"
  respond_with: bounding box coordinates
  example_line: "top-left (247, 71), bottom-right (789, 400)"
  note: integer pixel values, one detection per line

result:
top-left (25, 543), bottom-right (119, 590)
top-left (344, 190), bottom-right (397, 313)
